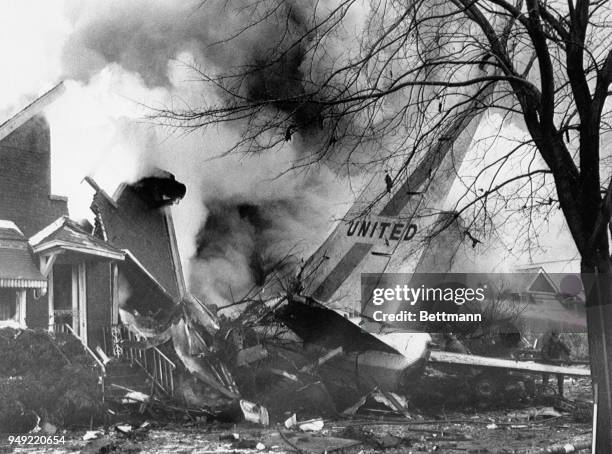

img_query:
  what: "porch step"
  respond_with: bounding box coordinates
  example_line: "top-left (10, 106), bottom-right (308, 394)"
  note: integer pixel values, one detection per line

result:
top-left (104, 360), bottom-right (153, 401)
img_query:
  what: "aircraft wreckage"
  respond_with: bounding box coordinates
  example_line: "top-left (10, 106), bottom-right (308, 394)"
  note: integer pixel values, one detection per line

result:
top-left (88, 75), bottom-right (589, 422)
top-left (86, 104), bottom-right (588, 424)
top-left (0, 83), bottom-right (590, 428)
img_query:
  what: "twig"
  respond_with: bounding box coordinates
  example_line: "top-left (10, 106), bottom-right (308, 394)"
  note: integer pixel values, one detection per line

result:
top-left (278, 430), bottom-right (306, 453)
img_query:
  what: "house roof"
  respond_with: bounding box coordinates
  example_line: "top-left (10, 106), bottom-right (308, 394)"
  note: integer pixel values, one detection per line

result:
top-left (492, 267), bottom-right (559, 295)
top-left (0, 82), bottom-right (65, 142)
top-left (0, 221), bottom-right (24, 240)
top-left (29, 216), bottom-right (125, 261)
top-left (87, 176), bottom-right (185, 299)
top-left (0, 222), bottom-right (46, 288)
top-left (516, 262), bottom-right (586, 303)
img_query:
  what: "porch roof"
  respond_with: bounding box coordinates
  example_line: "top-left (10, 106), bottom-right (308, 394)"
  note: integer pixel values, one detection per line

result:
top-left (0, 223), bottom-right (46, 289)
top-left (30, 216), bottom-right (125, 261)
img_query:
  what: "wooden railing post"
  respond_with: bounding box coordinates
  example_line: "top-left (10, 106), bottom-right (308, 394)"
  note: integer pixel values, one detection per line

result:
top-left (113, 325), bottom-right (176, 397)
top-left (62, 323), bottom-right (105, 375)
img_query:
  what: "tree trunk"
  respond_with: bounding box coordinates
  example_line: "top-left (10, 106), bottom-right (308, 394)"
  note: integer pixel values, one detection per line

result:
top-left (582, 257), bottom-right (612, 452)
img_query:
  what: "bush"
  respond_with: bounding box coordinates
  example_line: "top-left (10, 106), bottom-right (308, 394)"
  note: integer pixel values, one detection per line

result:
top-left (559, 332), bottom-right (589, 360)
top-left (0, 328), bottom-right (104, 431)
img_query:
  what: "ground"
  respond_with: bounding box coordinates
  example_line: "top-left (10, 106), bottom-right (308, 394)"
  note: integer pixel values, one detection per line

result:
top-left (0, 365), bottom-right (593, 453)
top-left (0, 412), bottom-right (592, 453)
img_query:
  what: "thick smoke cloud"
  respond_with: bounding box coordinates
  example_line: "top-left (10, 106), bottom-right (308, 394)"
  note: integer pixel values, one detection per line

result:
top-left (59, 0), bottom-right (359, 307)
top-left (147, 128), bottom-right (353, 308)
top-left (62, 0), bottom-right (324, 129)
top-left (63, 0), bottom-right (257, 87)
top-left (191, 201), bottom-right (294, 307)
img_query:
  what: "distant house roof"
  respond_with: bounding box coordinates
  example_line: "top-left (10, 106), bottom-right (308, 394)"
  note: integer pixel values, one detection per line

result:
top-left (29, 216), bottom-right (125, 261)
top-left (86, 176), bottom-right (186, 300)
top-left (502, 267), bottom-right (559, 295)
top-left (0, 221), bottom-right (46, 288)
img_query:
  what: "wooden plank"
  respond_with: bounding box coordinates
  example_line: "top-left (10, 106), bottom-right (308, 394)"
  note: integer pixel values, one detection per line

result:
top-left (429, 350), bottom-right (591, 376)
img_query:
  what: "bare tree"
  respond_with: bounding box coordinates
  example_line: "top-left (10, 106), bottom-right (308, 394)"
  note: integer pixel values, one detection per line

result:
top-left (158, 0), bottom-right (612, 447)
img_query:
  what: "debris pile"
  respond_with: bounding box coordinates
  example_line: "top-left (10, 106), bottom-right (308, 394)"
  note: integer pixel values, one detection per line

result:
top-left (116, 291), bottom-right (431, 424)
top-left (78, 173), bottom-right (592, 445)
top-left (113, 281), bottom-right (592, 436)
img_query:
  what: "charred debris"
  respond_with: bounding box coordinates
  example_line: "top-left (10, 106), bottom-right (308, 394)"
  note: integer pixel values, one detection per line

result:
top-left (43, 171), bottom-right (431, 426)
top-left (62, 175), bottom-right (590, 421)
top-left (0, 90), bottom-right (595, 453)
top-left (1, 167), bottom-right (592, 435)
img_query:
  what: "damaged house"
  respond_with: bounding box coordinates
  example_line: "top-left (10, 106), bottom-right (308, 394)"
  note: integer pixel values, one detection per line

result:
top-left (0, 85), bottom-right (238, 410)
top-left (0, 86), bottom-right (196, 399)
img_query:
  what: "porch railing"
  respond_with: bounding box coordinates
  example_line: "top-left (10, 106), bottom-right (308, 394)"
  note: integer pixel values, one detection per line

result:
top-left (52, 310), bottom-right (78, 334)
top-left (53, 322), bottom-right (71, 334)
top-left (62, 323), bottom-right (106, 375)
top-left (103, 325), bottom-right (176, 397)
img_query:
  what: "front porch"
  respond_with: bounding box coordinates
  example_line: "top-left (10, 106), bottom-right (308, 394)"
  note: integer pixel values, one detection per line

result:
top-left (29, 216), bottom-right (125, 345)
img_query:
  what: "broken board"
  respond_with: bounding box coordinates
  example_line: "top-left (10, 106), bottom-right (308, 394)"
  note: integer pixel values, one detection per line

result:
top-left (429, 350), bottom-right (591, 376)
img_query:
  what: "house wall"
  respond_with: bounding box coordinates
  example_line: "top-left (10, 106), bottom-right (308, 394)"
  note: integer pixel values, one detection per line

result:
top-left (0, 115), bottom-right (68, 237)
top-left (86, 261), bottom-right (112, 349)
top-left (93, 186), bottom-right (179, 299)
top-left (24, 260), bottom-right (114, 349)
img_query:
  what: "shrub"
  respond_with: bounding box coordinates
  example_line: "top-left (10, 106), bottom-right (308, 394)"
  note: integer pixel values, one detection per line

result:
top-left (0, 328), bottom-right (104, 431)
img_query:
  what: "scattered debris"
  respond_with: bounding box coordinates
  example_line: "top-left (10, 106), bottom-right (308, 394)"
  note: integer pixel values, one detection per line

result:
top-left (83, 430), bottom-right (103, 441)
top-left (297, 418), bottom-right (324, 432)
top-left (343, 388), bottom-right (410, 417)
top-left (507, 406), bottom-right (563, 421)
top-left (81, 436), bottom-right (117, 454)
top-left (538, 440), bottom-right (592, 453)
top-left (115, 424), bottom-right (133, 434)
top-left (276, 430), bottom-right (362, 453)
top-left (41, 421), bottom-right (58, 435)
top-left (284, 414), bottom-right (297, 429)
top-left (373, 432), bottom-right (410, 449)
top-left (122, 391), bottom-right (150, 404)
top-left (239, 400), bottom-right (270, 426)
